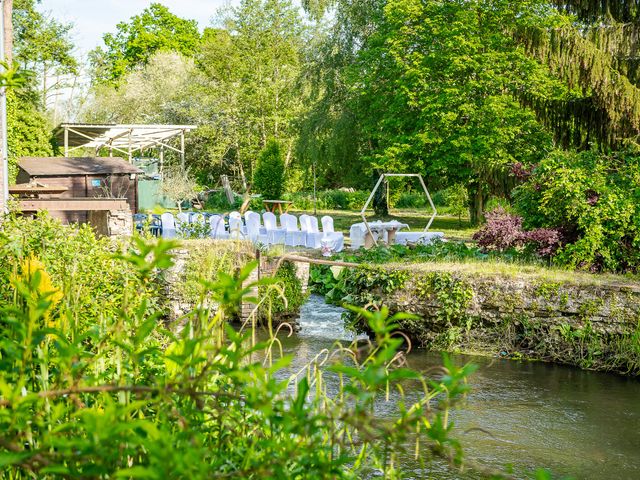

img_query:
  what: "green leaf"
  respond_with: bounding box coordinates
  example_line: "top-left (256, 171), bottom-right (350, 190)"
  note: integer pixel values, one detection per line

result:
top-left (114, 466), bottom-right (159, 478)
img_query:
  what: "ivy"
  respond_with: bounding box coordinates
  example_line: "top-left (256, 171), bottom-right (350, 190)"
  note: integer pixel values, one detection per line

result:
top-left (415, 272), bottom-right (473, 327)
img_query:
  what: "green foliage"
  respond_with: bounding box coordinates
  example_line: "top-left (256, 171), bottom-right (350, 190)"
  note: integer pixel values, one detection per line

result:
top-left (441, 184), bottom-right (470, 222)
top-left (394, 192), bottom-right (427, 209)
top-left (179, 221), bottom-right (213, 240)
top-left (6, 90), bottom-right (53, 181)
top-left (205, 191), bottom-right (242, 211)
top-left (179, 240), bottom-right (256, 310)
top-left (514, 149), bottom-right (640, 273)
top-left (323, 240), bottom-right (547, 267)
top-left (284, 189), bottom-right (369, 210)
top-left (415, 273), bottom-right (473, 326)
top-left (299, 0), bottom-right (560, 219)
top-left (0, 213), bottom-right (158, 323)
top-left (90, 3), bottom-right (201, 84)
top-left (310, 263), bottom-right (410, 327)
top-left (0, 217), bottom-right (489, 478)
top-left (259, 261), bottom-right (308, 320)
top-left (14, 0), bottom-right (78, 107)
top-left (254, 140), bottom-right (285, 200)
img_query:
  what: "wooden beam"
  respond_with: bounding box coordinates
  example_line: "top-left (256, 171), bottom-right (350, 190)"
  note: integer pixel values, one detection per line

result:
top-left (18, 198), bottom-right (129, 211)
top-left (274, 254), bottom-right (360, 272)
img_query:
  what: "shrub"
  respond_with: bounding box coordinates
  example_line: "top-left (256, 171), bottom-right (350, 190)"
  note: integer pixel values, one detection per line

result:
top-left (394, 191), bottom-right (427, 209)
top-left (441, 184), bottom-right (469, 221)
top-left (473, 207), bottom-right (525, 252)
top-left (254, 139), bottom-right (285, 200)
top-left (161, 168), bottom-right (201, 212)
top-left (205, 190), bottom-right (242, 211)
top-left (260, 261), bottom-right (308, 321)
top-left (282, 190), bottom-right (369, 211)
top-left (514, 149), bottom-right (640, 272)
top-left (473, 207), bottom-right (562, 258)
top-left (322, 189), bottom-right (349, 209)
top-left (0, 212), bottom-right (157, 322)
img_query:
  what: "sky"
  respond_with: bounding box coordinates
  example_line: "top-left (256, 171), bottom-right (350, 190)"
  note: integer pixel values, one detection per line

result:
top-left (42, 0), bottom-right (236, 58)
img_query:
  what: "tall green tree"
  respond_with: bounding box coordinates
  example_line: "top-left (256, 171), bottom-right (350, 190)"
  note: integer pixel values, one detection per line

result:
top-left (13, 0), bottom-right (78, 109)
top-left (86, 1), bottom-right (306, 189)
top-left (90, 3), bottom-right (201, 84)
top-left (301, 0), bottom-right (568, 221)
top-left (5, 0), bottom-right (76, 180)
top-left (253, 139), bottom-right (285, 199)
top-left (297, 0), bottom-right (385, 189)
top-left (215, 0), bottom-right (305, 171)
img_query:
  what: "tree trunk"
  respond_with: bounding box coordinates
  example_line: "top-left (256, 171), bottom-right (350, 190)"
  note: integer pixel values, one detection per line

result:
top-left (3, 0), bottom-right (12, 65)
top-left (372, 171), bottom-right (388, 216)
top-left (468, 183), bottom-right (488, 225)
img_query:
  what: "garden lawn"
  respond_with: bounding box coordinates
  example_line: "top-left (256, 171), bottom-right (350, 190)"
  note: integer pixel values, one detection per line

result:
top-left (290, 208), bottom-right (477, 240)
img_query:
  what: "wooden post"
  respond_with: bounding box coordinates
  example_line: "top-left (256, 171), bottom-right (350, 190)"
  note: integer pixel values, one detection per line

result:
top-left (64, 127), bottom-right (69, 157)
top-left (128, 130), bottom-right (132, 163)
top-left (221, 175), bottom-right (234, 205)
top-left (180, 130), bottom-right (185, 172)
top-left (313, 161), bottom-right (317, 215)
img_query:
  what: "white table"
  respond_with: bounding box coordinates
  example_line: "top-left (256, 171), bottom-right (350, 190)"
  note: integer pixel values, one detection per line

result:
top-left (350, 221), bottom-right (409, 248)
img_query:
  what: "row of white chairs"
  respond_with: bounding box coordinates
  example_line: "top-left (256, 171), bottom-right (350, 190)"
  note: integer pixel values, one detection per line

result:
top-left (159, 211), bottom-right (344, 252)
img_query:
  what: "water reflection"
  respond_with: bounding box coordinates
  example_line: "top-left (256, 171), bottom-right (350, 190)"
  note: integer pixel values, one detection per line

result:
top-left (273, 295), bottom-right (640, 479)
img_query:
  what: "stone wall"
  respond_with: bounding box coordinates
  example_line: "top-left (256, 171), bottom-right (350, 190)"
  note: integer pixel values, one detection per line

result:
top-left (107, 209), bottom-right (133, 237)
top-left (161, 242), bottom-right (310, 324)
top-left (88, 209), bottom-right (133, 238)
top-left (342, 266), bottom-right (640, 375)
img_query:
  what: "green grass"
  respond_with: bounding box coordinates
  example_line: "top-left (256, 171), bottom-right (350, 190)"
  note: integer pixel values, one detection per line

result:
top-left (290, 208), bottom-right (477, 240)
top-left (385, 259), bottom-right (640, 287)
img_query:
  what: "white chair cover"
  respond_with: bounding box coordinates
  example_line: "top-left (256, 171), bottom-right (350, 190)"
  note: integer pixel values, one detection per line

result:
top-left (228, 211), bottom-right (246, 239)
top-left (209, 215), bottom-right (229, 239)
top-left (161, 212), bottom-right (177, 239)
top-left (262, 212), bottom-right (286, 245)
top-left (321, 215), bottom-right (344, 252)
top-left (349, 222), bottom-right (367, 250)
top-left (280, 213), bottom-right (306, 247)
top-left (244, 210), bottom-right (266, 233)
top-left (394, 231), bottom-right (445, 246)
top-left (300, 215), bottom-right (324, 249)
top-left (245, 211), bottom-right (269, 245)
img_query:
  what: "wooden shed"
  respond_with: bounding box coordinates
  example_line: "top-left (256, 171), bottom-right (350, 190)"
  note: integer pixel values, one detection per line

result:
top-left (16, 157), bottom-right (142, 223)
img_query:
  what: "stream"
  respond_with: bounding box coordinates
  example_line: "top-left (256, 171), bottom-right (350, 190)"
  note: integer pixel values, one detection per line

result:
top-left (274, 295), bottom-right (640, 479)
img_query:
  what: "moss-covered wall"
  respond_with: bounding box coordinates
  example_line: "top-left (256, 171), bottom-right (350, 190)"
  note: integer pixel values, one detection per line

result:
top-left (339, 266), bottom-right (640, 375)
top-left (162, 240), bottom-right (257, 321)
top-left (162, 241), bottom-right (308, 324)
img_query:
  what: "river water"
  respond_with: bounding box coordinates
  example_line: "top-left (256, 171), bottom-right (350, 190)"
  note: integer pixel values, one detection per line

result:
top-left (274, 295), bottom-right (640, 479)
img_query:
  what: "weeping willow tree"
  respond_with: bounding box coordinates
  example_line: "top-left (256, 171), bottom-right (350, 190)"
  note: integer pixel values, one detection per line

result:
top-left (552, 0), bottom-right (640, 23)
top-left (514, 0), bottom-right (640, 150)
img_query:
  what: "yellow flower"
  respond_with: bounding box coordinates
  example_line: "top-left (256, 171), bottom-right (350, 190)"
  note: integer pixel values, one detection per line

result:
top-left (11, 255), bottom-right (64, 327)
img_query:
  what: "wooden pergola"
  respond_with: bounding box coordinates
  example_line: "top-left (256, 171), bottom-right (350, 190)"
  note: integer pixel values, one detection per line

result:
top-left (53, 123), bottom-right (196, 170)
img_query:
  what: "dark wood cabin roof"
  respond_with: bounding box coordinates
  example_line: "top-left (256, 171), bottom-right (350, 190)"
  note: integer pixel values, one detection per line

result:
top-left (19, 157), bottom-right (143, 176)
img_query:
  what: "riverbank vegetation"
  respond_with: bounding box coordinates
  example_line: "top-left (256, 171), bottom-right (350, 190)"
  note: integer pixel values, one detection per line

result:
top-left (310, 258), bottom-right (640, 375)
top-left (0, 215), bottom-right (545, 479)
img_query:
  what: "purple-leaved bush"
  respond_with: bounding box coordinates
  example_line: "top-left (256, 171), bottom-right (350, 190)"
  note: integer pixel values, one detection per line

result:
top-left (510, 162), bottom-right (533, 180)
top-left (473, 207), bottom-right (525, 251)
top-left (523, 228), bottom-right (562, 257)
top-left (473, 207), bottom-right (562, 258)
